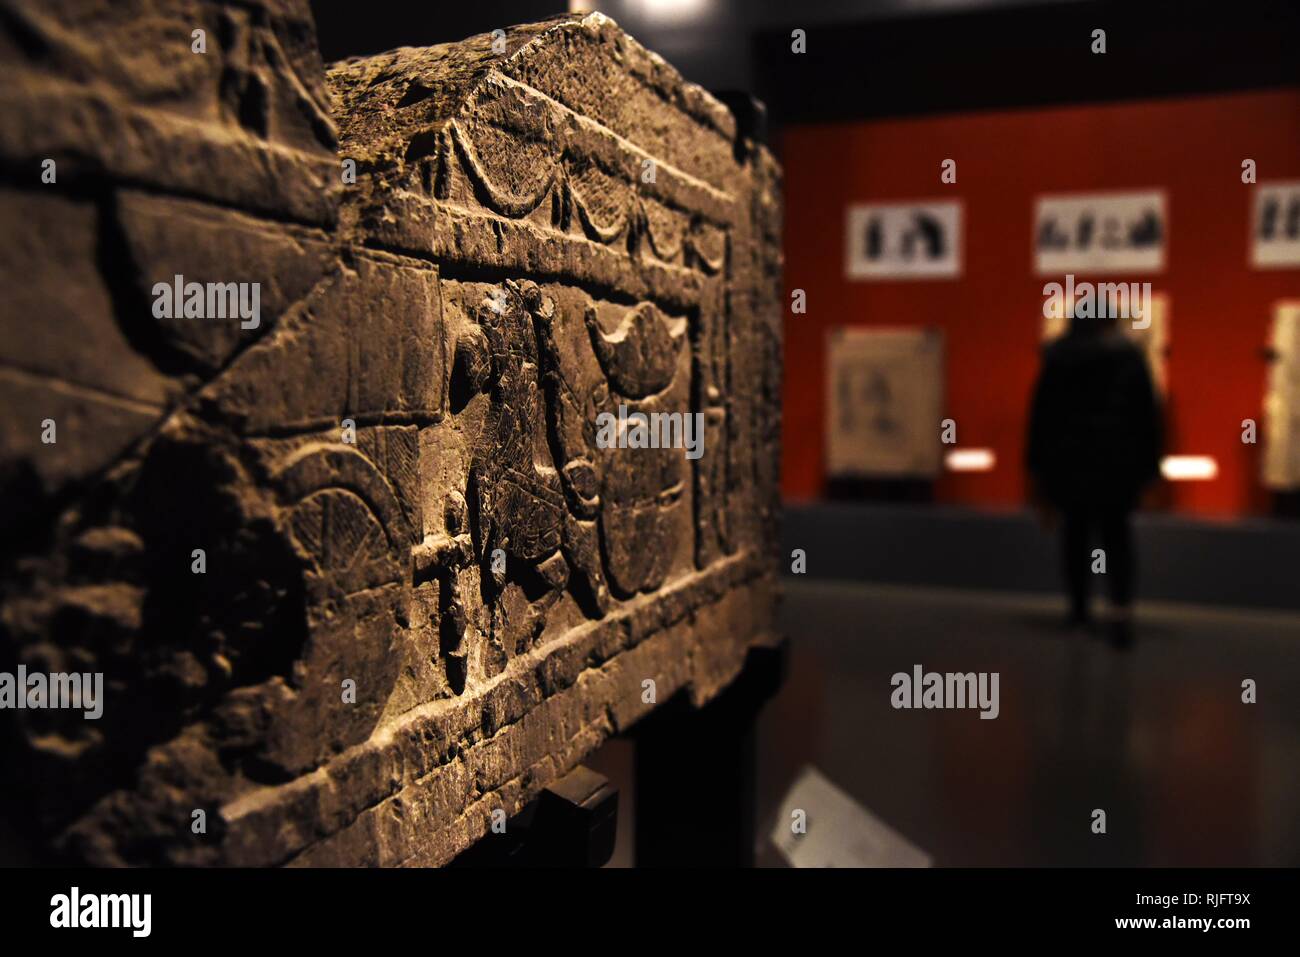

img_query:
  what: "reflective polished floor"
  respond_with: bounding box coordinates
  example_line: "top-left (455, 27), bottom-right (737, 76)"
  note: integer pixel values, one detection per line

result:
top-left (757, 580), bottom-right (1300, 867)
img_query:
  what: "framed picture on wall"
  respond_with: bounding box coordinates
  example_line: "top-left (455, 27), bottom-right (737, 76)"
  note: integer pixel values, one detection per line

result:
top-left (844, 201), bottom-right (963, 280)
top-left (1263, 301), bottom-right (1300, 490)
top-left (1033, 190), bottom-right (1166, 275)
top-left (1251, 181), bottom-right (1300, 269)
top-left (825, 327), bottom-right (945, 478)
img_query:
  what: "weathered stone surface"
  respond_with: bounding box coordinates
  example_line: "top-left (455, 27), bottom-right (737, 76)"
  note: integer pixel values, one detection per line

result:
top-left (0, 5), bottom-right (783, 866)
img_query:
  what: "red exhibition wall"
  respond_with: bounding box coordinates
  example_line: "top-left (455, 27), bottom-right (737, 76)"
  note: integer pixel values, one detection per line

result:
top-left (780, 89), bottom-right (1300, 517)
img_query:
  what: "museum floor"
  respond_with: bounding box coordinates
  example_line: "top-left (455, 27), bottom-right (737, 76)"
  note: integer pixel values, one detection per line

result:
top-left (753, 580), bottom-right (1300, 867)
top-left (593, 578), bottom-right (1300, 867)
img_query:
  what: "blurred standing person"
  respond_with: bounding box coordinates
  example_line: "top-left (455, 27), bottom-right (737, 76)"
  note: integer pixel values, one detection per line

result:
top-left (1026, 307), bottom-right (1163, 647)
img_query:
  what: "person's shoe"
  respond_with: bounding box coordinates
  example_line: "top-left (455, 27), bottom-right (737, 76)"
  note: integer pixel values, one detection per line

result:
top-left (1064, 611), bottom-right (1092, 636)
top-left (1106, 607), bottom-right (1135, 651)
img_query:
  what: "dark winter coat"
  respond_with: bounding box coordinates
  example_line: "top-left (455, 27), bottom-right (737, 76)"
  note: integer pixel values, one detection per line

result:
top-left (1026, 326), bottom-right (1163, 508)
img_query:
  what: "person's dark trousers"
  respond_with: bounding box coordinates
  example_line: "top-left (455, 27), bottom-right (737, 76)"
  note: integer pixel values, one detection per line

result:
top-left (1061, 502), bottom-right (1134, 622)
